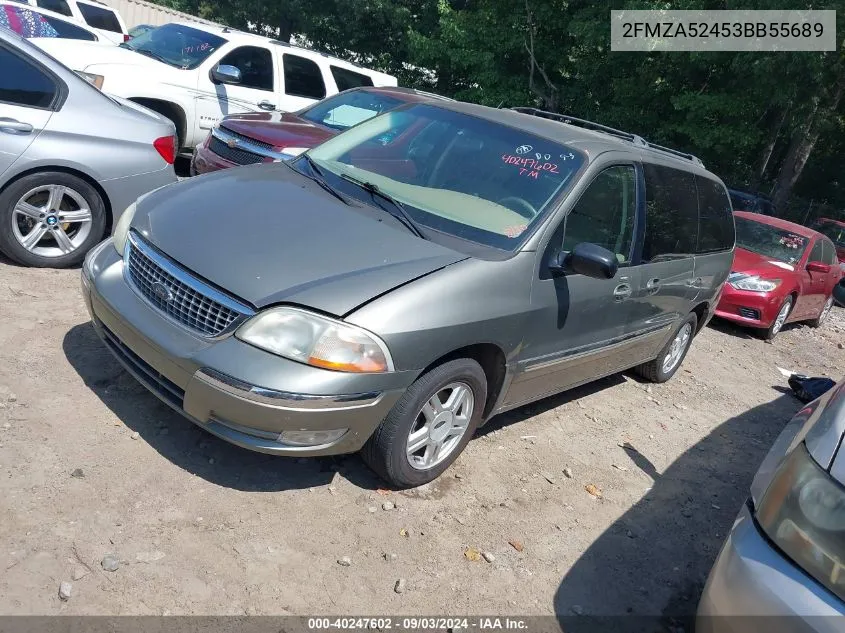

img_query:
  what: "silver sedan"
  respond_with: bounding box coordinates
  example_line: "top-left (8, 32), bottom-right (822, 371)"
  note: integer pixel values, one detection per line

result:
top-left (0, 27), bottom-right (177, 267)
top-left (698, 377), bottom-right (845, 630)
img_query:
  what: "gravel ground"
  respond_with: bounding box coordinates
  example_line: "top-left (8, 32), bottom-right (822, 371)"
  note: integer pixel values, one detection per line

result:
top-left (0, 252), bottom-right (843, 625)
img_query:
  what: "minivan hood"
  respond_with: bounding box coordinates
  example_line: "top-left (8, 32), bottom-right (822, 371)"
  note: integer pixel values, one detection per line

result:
top-left (132, 164), bottom-right (467, 315)
top-left (220, 112), bottom-right (334, 150)
top-left (732, 247), bottom-right (799, 277)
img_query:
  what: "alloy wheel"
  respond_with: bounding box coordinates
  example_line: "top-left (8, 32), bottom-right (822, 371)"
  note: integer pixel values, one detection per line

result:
top-left (662, 323), bottom-right (692, 374)
top-left (771, 300), bottom-right (791, 336)
top-left (11, 184), bottom-right (93, 258)
top-left (406, 382), bottom-right (474, 471)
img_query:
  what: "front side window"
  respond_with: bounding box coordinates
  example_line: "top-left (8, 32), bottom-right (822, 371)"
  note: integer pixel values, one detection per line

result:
top-left (76, 2), bottom-right (121, 32)
top-left (642, 163), bottom-right (698, 261)
top-left (120, 24), bottom-right (226, 70)
top-left (821, 240), bottom-right (838, 265)
top-left (0, 46), bottom-right (57, 108)
top-left (330, 65), bottom-right (374, 91)
top-left (696, 176), bottom-right (735, 253)
top-left (734, 217), bottom-right (809, 265)
top-left (301, 90), bottom-right (404, 131)
top-left (561, 165), bottom-right (636, 263)
top-left (218, 46), bottom-right (274, 91)
top-left (283, 54), bottom-right (326, 99)
top-left (306, 104), bottom-right (585, 250)
top-left (36, 0), bottom-right (72, 16)
top-left (808, 240), bottom-right (824, 264)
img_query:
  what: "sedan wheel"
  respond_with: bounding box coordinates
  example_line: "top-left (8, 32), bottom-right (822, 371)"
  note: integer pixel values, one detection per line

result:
top-left (406, 382), bottom-right (474, 470)
top-left (0, 171), bottom-right (106, 268)
top-left (810, 295), bottom-right (834, 328)
top-left (12, 185), bottom-right (93, 259)
top-left (765, 297), bottom-right (793, 340)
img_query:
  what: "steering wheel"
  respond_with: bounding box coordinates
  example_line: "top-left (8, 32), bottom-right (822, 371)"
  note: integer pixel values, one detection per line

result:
top-left (497, 196), bottom-right (538, 219)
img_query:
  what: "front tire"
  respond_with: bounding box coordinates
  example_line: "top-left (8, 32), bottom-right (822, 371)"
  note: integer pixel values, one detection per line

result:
top-left (763, 296), bottom-right (793, 340)
top-left (0, 171), bottom-right (106, 268)
top-left (361, 358), bottom-right (487, 488)
top-left (635, 313), bottom-right (697, 383)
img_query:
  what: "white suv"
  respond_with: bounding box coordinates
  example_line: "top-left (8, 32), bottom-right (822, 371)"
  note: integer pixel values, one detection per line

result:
top-left (18, 0), bottom-right (127, 42)
top-left (33, 22), bottom-right (398, 151)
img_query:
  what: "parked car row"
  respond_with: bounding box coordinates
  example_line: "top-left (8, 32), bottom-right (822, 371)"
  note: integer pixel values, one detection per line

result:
top-left (16, 0), bottom-right (126, 42)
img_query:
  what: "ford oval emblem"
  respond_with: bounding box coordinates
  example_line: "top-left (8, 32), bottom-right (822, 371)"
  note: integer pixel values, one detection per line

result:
top-left (151, 281), bottom-right (174, 303)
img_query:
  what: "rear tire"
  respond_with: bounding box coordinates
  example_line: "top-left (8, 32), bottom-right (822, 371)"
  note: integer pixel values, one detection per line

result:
top-left (361, 358), bottom-right (486, 488)
top-left (763, 296), bottom-right (793, 340)
top-left (809, 295), bottom-right (834, 328)
top-left (0, 171), bottom-right (106, 268)
top-left (635, 313), bottom-right (697, 383)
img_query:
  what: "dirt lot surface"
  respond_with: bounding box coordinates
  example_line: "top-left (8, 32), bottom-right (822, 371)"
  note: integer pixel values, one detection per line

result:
top-left (0, 253), bottom-right (843, 625)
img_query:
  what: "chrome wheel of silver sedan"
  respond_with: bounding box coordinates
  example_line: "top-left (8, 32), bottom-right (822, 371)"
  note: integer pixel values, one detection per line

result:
top-left (662, 322), bottom-right (692, 374)
top-left (406, 382), bottom-right (474, 470)
top-left (11, 184), bottom-right (93, 258)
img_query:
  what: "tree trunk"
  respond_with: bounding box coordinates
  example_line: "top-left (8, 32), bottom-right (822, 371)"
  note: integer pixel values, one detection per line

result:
top-left (277, 15), bottom-right (293, 42)
top-left (771, 70), bottom-right (844, 211)
top-left (751, 106), bottom-right (788, 191)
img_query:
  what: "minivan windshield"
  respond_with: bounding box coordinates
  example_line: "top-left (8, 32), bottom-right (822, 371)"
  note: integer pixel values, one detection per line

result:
top-left (119, 23), bottom-right (226, 69)
top-left (734, 216), bottom-right (809, 265)
top-left (306, 104), bottom-right (585, 249)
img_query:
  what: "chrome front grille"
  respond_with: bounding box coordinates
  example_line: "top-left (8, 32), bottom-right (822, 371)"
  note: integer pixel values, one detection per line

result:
top-left (219, 125), bottom-right (274, 150)
top-left (209, 137), bottom-right (265, 165)
top-left (125, 232), bottom-right (253, 337)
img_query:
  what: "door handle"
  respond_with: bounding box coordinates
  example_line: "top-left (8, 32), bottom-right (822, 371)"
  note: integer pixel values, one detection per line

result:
top-left (258, 101), bottom-right (276, 111)
top-left (0, 118), bottom-right (33, 134)
top-left (646, 277), bottom-right (661, 294)
top-left (613, 283), bottom-right (632, 301)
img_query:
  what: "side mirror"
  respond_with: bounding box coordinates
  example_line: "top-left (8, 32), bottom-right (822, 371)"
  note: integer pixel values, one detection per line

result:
top-left (549, 242), bottom-right (619, 279)
top-left (210, 64), bottom-right (241, 85)
top-left (807, 261), bottom-right (831, 274)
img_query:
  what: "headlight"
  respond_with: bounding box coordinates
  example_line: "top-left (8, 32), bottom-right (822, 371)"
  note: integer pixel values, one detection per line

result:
top-left (728, 273), bottom-right (781, 292)
top-left (75, 71), bottom-right (104, 89)
top-left (112, 201), bottom-right (136, 256)
top-left (756, 443), bottom-right (845, 601)
top-left (236, 306), bottom-right (393, 373)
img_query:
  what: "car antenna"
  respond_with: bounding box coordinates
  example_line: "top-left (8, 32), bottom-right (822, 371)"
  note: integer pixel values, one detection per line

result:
top-left (496, 100), bottom-right (504, 109)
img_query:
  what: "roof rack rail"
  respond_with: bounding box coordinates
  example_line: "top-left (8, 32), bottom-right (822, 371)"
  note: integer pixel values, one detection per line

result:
top-left (510, 107), bottom-right (704, 168)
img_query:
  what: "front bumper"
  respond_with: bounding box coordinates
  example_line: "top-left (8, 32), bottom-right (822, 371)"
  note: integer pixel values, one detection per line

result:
top-left (191, 142), bottom-right (239, 176)
top-left (81, 239), bottom-right (412, 456)
top-left (697, 504), bottom-right (845, 632)
top-left (714, 284), bottom-right (786, 328)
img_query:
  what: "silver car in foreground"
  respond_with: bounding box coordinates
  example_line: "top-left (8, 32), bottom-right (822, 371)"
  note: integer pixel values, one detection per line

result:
top-left (0, 26), bottom-right (177, 267)
top-left (698, 377), bottom-right (845, 630)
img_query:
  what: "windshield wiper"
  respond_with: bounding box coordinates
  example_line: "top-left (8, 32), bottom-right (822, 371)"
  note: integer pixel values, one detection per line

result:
top-left (339, 173), bottom-right (425, 239)
top-left (291, 155), bottom-right (350, 206)
top-left (134, 48), bottom-right (172, 65)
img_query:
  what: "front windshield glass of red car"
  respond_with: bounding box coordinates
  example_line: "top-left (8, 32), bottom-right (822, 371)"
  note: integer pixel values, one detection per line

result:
top-left (120, 24), bottom-right (226, 69)
top-left (307, 104), bottom-right (585, 250)
top-left (301, 90), bottom-right (405, 132)
top-left (734, 217), bottom-right (809, 265)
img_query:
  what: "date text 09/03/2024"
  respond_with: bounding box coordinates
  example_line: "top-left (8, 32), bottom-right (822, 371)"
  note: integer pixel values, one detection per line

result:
top-left (307, 617), bottom-right (529, 630)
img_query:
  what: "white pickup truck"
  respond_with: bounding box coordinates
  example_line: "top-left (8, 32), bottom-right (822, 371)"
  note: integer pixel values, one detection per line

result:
top-left (34, 22), bottom-right (397, 151)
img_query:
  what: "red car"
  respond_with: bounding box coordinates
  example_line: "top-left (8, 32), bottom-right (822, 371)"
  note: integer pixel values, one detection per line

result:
top-left (716, 211), bottom-right (842, 339)
top-left (191, 86), bottom-right (449, 175)
top-left (809, 216), bottom-right (845, 266)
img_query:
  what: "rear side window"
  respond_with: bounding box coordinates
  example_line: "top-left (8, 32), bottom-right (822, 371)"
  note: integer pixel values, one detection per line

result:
top-left (695, 177), bottom-right (735, 253)
top-left (77, 2), bottom-right (121, 33)
top-left (37, 0), bottom-right (72, 16)
top-left (0, 46), bottom-right (57, 108)
top-left (330, 65), bottom-right (374, 91)
top-left (283, 53), bottom-right (326, 99)
top-left (642, 163), bottom-right (698, 261)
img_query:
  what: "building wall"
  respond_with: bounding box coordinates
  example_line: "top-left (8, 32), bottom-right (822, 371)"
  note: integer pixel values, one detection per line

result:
top-left (96, 0), bottom-right (219, 29)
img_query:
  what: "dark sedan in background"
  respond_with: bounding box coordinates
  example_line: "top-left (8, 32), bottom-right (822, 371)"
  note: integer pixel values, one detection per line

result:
top-left (190, 86), bottom-right (450, 175)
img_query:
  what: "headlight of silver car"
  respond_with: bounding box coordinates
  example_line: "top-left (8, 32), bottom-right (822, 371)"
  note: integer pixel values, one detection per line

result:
top-left (728, 273), bottom-right (782, 292)
top-left (236, 306), bottom-right (393, 373)
top-left (112, 201), bottom-right (136, 256)
top-left (756, 443), bottom-right (845, 601)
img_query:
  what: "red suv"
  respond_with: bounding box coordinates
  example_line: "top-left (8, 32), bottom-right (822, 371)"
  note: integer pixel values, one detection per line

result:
top-left (191, 87), bottom-right (450, 175)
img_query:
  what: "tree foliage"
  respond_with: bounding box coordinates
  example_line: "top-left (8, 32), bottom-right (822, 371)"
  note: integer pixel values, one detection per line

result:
top-left (159, 0), bottom-right (845, 217)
